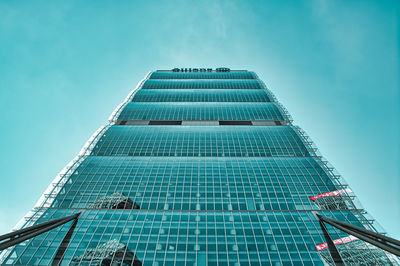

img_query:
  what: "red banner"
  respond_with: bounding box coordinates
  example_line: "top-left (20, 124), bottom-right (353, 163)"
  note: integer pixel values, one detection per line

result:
top-left (315, 235), bottom-right (358, 251)
top-left (310, 188), bottom-right (352, 201)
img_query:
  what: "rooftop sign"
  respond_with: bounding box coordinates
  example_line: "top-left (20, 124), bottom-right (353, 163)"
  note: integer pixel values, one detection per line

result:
top-left (172, 67), bottom-right (231, 72)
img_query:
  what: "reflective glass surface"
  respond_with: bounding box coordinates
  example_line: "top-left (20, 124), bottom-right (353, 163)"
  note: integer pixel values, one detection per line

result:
top-left (91, 126), bottom-right (309, 157)
top-left (117, 103), bottom-right (286, 121)
top-left (5, 209), bottom-right (374, 266)
top-left (1, 70), bottom-right (392, 266)
top-left (50, 156), bottom-right (337, 210)
top-left (132, 89), bottom-right (270, 102)
top-left (141, 80), bottom-right (263, 90)
top-left (149, 71), bottom-right (256, 79)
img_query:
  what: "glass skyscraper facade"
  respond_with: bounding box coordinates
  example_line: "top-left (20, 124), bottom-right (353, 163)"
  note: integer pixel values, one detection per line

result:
top-left (1, 68), bottom-right (397, 265)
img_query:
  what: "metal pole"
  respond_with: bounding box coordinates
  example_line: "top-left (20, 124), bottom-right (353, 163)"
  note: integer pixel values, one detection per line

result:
top-left (0, 213), bottom-right (79, 242)
top-left (52, 213), bottom-right (81, 266)
top-left (318, 219), bottom-right (345, 265)
top-left (0, 212), bottom-right (80, 251)
top-left (317, 214), bottom-right (400, 257)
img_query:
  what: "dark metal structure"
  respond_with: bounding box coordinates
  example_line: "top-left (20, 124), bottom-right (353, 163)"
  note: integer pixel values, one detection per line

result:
top-left (316, 213), bottom-right (400, 265)
top-left (317, 217), bottom-right (345, 265)
top-left (51, 214), bottom-right (80, 266)
top-left (87, 192), bottom-right (140, 210)
top-left (71, 239), bottom-right (142, 266)
top-left (0, 212), bottom-right (81, 252)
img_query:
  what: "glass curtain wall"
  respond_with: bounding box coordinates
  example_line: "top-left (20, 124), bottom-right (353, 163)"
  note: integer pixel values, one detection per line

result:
top-left (0, 69), bottom-right (396, 265)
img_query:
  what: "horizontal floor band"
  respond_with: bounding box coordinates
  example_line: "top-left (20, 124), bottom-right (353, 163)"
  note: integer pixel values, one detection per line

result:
top-left (117, 120), bottom-right (287, 126)
top-left (32, 207), bottom-right (365, 212)
top-left (87, 155), bottom-right (319, 158)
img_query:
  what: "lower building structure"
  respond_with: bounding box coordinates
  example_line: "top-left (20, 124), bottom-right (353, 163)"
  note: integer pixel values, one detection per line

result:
top-left (0, 68), bottom-right (397, 265)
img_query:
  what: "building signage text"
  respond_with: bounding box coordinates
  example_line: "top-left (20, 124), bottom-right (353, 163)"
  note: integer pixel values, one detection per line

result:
top-left (172, 67), bottom-right (231, 72)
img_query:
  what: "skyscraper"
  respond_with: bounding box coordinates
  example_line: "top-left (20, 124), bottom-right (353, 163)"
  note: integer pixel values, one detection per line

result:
top-left (0, 68), bottom-right (397, 265)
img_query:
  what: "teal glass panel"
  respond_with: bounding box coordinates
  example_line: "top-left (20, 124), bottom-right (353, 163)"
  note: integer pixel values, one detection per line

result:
top-left (131, 89), bottom-right (270, 102)
top-left (117, 103), bottom-right (286, 121)
top-left (141, 80), bottom-right (263, 90)
top-left (4, 209), bottom-right (376, 266)
top-left (149, 71), bottom-right (256, 79)
top-left (2, 70), bottom-right (391, 266)
top-left (51, 157), bottom-right (338, 210)
top-left (92, 126), bottom-right (309, 157)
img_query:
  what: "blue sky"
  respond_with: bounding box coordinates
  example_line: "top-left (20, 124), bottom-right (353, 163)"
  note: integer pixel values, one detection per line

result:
top-left (0, 0), bottom-right (399, 239)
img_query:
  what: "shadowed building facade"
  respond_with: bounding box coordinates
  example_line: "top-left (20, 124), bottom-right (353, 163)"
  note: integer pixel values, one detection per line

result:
top-left (0, 68), bottom-right (397, 265)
